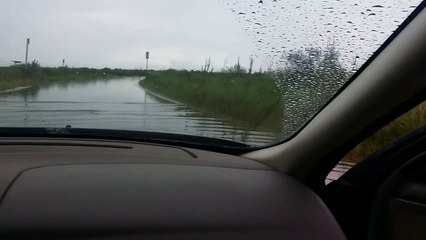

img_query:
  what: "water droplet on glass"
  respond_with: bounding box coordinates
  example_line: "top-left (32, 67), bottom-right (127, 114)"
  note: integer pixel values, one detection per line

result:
top-left (220, 0), bottom-right (421, 138)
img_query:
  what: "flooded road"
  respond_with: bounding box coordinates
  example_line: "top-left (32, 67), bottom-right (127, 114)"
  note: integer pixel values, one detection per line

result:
top-left (0, 77), bottom-right (276, 146)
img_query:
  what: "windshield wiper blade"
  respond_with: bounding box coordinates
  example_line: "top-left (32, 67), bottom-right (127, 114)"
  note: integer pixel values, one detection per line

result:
top-left (0, 127), bottom-right (251, 153)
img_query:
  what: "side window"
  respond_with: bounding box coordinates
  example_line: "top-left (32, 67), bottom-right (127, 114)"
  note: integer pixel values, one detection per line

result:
top-left (326, 101), bottom-right (425, 184)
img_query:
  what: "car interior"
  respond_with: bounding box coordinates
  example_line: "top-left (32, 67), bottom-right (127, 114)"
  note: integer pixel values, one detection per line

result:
top-left (0, 2), bottom-right (425, 240)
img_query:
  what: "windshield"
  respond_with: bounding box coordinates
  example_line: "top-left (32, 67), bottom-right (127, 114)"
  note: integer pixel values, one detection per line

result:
top-left (0, 0), bottom-right (422, 147)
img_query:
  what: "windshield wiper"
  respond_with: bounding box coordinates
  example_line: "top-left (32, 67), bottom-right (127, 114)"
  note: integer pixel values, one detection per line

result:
top-left (0, 127), bottom-right (251, 154)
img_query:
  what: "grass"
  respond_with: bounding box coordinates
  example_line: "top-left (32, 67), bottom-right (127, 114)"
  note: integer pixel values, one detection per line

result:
top-left (140, 70), bottom-right (284, 134)
top-left (0, 66), bottom-right (144, 92)
top-left (0, 67), bottom-right (31, 90)
top-left (343, 101), bottom-right (426, 163)
top-left (141, 70), bottom-right (425, 156)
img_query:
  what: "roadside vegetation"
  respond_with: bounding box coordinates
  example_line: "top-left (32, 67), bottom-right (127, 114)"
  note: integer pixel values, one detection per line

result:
top-left (344, 101), bottom-right (426, 163)
top-left (141, 45), bottom-right (424, 161)
top-left (140, 70), bottom-right (283, 133)
top-left (0, 61), bottom-right (144, 92)
top-left (140, 46), bottom-right (349, 136)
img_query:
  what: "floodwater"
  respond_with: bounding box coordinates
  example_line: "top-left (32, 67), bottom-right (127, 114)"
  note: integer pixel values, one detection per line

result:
top-left (0, 77), bottom-right (277, 146)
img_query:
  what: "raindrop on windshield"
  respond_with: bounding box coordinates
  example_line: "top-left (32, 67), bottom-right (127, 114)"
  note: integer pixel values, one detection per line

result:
top-left (219, 0), bottom-right (422, 137)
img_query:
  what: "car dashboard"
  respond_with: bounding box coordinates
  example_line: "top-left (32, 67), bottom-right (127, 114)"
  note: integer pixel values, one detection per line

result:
top-left (0, 138), bottom-right (345, 239)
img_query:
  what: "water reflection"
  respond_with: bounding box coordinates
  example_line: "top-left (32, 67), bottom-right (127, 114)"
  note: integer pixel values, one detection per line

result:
top-left (0, 77), bottom-right (276, 146)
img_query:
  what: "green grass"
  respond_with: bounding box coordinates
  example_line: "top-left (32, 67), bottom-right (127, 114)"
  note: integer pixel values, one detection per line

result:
top-left (141, 70), bottom-right (425, 154)
top-left (0, 66), bottom-right (144, 91)
top-left (0, 67), bottom-right (31, 90)
top-left (140, 70), bottom-right (284, 134)
top-left (344, 101), bottom-right (426, 163)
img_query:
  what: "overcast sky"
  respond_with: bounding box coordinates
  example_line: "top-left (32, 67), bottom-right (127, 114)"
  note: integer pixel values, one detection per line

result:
top-left (0, 0), bottom-right (421, 70)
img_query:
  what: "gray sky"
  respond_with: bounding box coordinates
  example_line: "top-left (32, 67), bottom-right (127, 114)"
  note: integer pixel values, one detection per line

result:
top-left (0, 0), bottom-right (421, 70)
top-left (0, 0), bottom-right (255, 69)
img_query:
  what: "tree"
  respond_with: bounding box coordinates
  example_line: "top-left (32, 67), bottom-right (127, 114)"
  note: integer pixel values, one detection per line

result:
top-left (23, 60), bottom-right (41, 76)
top-left (317, 45), bottom-right (347, 89)
top-left (274, 45), bottom-right (348, 135)
top-left (277, 45), bottom-right (347, 91)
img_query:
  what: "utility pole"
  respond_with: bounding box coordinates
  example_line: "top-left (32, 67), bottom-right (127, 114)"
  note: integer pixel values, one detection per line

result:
top-left (62, 59), bottom-right (65, 67)
top-left (145, 51), bottom-right (150, 70)
top-left (25, 38), bottom-right (30, 65)
top-left (249, 56), bottom-right (254, 74)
